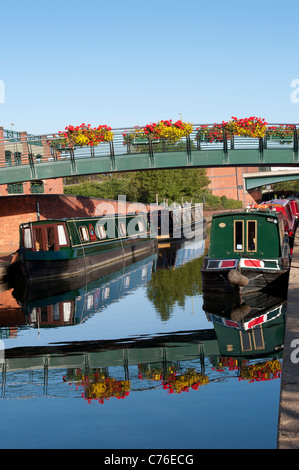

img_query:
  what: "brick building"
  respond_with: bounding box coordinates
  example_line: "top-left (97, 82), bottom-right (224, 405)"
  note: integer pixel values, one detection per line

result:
top-left (0, 126), bottom-right (63, 196)
top-left (206, 166), bottom-right (262, 205)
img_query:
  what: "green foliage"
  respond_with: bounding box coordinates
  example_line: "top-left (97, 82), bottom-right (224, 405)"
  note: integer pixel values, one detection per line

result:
top-left (272, 180), bottom-right (299, 194)
top-left (64, 169), bottom-right (242, 210)
top-left (64, 168), bottom-right (210, 204)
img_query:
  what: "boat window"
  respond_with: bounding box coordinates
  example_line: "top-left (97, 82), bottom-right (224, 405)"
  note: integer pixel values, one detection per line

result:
top-left (234, 220), bottom-right (244, 251)
top-left (247, 220), bottom-right (257, 252)
top-left (96, 224), bottom-right (106, 239)
top-left (79, 226), bottom-right (89, 242)
top-left (52, 303), bottom-right (60, 321)
top-left (252, 326), bottom-right (265, 350)
top-left (23, 227), bottom-right (33, 248)
top-left (57, 224), bottom-right (68, 246)
top-left (62, 302), bottom-right (72, 323)
top-left (239, 331), bottom-right (252, 352)
top-left (119, 222), bottom-right (126, 236)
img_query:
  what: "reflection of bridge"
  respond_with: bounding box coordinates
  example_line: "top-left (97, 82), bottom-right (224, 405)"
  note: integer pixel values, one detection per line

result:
top-left (1, 125), bottom-right (299, 185)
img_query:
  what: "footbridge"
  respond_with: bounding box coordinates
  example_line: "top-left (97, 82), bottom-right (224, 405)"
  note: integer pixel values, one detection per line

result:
top-left (244, 169), bottom-right (299, 191)
top-left (1, 124), bottom-right (299, 185)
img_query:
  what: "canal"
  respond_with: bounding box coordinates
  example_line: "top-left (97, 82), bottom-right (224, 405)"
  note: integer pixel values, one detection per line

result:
top-left (0, 235), bottom-right (284, 449)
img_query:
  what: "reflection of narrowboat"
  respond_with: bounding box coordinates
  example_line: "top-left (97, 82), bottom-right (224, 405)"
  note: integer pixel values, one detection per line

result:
top-left (149, 204), bottom-right (206, 241)
top-left (157, 238), bottom-right (206, 270)
top-left (207, 301), bottom-right (285, 358)
top-left (8, 213), bottom-right (157, 284)
top-left (16, 254), bottom-right (157, 327)
top-left (201, 209), bottom-right (290, 294)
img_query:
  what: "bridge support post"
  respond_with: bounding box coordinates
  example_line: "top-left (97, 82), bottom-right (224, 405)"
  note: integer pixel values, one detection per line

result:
top-left (222, 129), bottom-right (229, 164)
top-left (186, 136), bottom-right (192, 165)
top-left (69, 148), bottom-right (77, 174)
top-left (149, 139), bottom-right (155, 167)
top-left (258, 138), bottom-right (264, 163)
top-left (26, 139), bottom-right (37, 179)
top-left (109, 141), bottom-right (116, 170)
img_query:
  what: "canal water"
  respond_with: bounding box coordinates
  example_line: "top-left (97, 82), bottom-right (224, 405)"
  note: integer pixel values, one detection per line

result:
top-left (0, 236), bottom-right (284, 449)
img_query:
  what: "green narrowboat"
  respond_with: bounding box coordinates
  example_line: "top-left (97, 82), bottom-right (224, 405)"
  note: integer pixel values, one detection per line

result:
top-left (201, 209), bottom-right (290, 294)
top-left (8, 212), bottom-right (157, 284)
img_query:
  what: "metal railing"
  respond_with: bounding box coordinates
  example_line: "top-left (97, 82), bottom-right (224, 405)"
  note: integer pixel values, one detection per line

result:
top-left (0, 123), bottom-right (298, 171)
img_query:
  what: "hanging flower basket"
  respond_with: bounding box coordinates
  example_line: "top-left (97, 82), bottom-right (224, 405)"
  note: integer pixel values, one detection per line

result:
top-left (195, 124), bottom-right (230, 143)
top-left (195, 117), bottom-right (267, 143)
top-left (224, 116), bottom-right (268, 138)
top-left (49, 123), bottom-right (113, 149)
top-left (267, 125), bottom-right (294, 143)
top-left (123, 119), bottom-right (193, 145)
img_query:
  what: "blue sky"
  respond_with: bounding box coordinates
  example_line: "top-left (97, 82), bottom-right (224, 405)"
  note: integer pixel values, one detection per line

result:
top-left (1, 0), bottom-right (299, 134)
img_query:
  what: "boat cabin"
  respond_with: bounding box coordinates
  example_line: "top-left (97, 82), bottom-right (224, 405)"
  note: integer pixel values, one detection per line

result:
top-left (208, 210), bottom-right (287, 261)
top-left (20, 213), bottom-right (149, 252)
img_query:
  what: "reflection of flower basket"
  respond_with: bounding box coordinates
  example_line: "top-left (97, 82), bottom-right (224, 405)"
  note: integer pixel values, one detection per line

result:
top-left (138, 363), bottom-right (179, 381)
top-left (63, 370), bottom-right (130, 404)
top-left (212, 357), bottom-right (246, 372)
top-left (162, 368), bottom-right (209, 394)
top-left (239, 360), bottom-right (281, 383)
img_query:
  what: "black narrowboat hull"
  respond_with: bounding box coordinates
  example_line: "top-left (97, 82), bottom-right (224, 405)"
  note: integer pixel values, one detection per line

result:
top-left (201, 263), bottom-right (289, 295)
top-left (8, 237), bottom-right (158, 285)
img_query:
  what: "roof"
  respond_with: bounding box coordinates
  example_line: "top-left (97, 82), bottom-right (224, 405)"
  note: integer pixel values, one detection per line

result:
top-left (212, 210), bottom-right (279, 219)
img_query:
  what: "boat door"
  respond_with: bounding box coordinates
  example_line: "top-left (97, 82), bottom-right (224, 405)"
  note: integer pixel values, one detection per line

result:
top-left (22, 223), bottom-right (69, 252)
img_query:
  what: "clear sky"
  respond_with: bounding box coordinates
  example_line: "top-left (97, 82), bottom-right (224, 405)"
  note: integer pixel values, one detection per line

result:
top-left (1, 0), bottom-right (299, 135)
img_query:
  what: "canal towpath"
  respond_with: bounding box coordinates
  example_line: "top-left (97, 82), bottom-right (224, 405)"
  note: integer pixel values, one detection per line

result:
top-left (278, 228), bottom-right (299, 448)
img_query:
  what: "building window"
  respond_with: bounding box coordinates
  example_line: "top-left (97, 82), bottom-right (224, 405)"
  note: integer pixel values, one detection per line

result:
top-left (31, 181), bottom-right (44, 194)
top-left (14, 152), bottom-right (22, 166)
top-left (7, 183), bottom-right (23, 194)
top-left (5, 151), bottom-right (12, 167)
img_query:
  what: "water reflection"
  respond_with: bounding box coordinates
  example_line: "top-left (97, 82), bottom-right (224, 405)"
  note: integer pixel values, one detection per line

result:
top-left (14, 254), bottom-right (157, 326)
top-left (1, 295), bottom-right (284, 402)
top-left (0, 234), bottom-right (286, 449)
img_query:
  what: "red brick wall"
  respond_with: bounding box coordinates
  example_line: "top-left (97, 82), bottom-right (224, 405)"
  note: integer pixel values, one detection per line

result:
top-left (0, 194), bottom-right (152, 253)
top-left (206, 167), bottom-right (262, 205)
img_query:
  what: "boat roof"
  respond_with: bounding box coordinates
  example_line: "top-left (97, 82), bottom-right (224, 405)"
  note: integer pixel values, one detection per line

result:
top-left (212, 210), bottom-right (280, 219)
top-left (268, 199), bottom-right (290, 206)
top-left (20, 213), bottom-right (144, 226)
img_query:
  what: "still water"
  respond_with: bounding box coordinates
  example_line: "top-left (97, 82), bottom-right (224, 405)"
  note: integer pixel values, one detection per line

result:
top-left (0, 238), bottom-right (284, 449)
